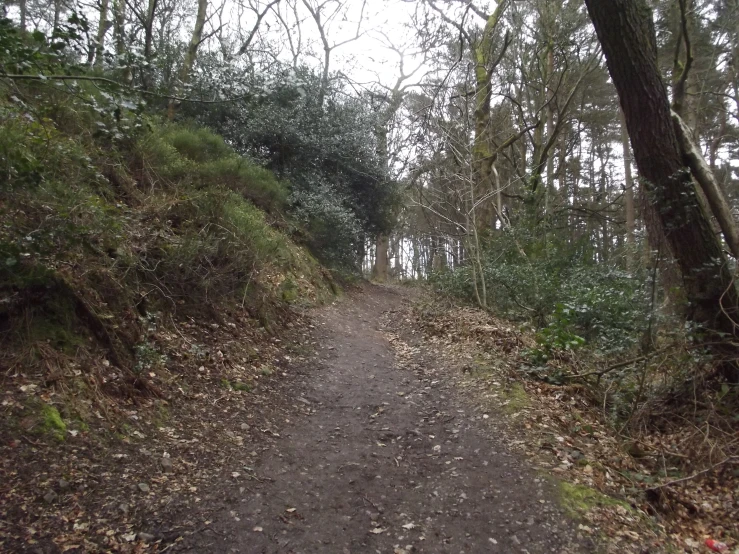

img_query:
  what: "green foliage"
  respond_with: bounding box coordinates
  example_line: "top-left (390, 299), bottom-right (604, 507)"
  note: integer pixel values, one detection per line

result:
top-left (134, 342), bottom-right (167, 375)
top-left (201, 158), bottom-right (287, 214)
top-left (181, 67), bottom-right (399, 269)
top-left (0, 23), bottom-right (334, 389)
top-left (431, 231), bottom-right (650, 357)
top-left (138, 125), bottom-right (288, 213)
top-left (525, 304), bottom-right (586, 365)
top-left (161, 126), bottom-right (233, 163)
top-left (290, 180), bottom-right (363, 268)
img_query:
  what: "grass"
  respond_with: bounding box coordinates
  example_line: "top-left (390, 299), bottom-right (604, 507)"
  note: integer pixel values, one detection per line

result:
top-left (221, 379), bottom-right (253, 392)
top-left (1, 85), bottom-right (334, 413)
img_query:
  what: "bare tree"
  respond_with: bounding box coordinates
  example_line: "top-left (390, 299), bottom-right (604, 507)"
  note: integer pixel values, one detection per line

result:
top-left (301, 0), bottom-right (367, 107)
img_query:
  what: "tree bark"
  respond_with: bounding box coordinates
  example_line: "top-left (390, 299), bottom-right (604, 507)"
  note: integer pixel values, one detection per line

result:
top-left (93, 0), bottom-right (111, 69)
top-left (470, 2), bottom-right (509, 231)
top-left (19, 0), bottom-right (26, 32)
top-left (168, 0), bottom-right (208, 120)
top-left (584, 0), bottom-right (738, 361)
top-left (142, 0), bottom-right (159, 89)
top-left (372, 235), bottom-right (389, 282)
top-left (672, 111), bottom-right (739, 259)
top-left (619, 108), bottom-right (636, 262)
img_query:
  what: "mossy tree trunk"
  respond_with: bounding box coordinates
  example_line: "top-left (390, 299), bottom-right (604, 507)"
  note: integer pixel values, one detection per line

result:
top-left (167, 0), bottom-right (208, 120)
top-left (470, 1), bottom-right (510, 231)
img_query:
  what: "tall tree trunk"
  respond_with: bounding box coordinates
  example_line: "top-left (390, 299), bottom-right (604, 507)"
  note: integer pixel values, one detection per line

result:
top-left (620, 108), bottom-right (636, 265)
top-left (53, 0), bottom-right (61, 30)
top-left (93, 0), bottom-right (110, 69)
top-left (168, 0), bottom-right (208, 120)
top-left (585, 0), bottom-right (739, 374)
top-left (545, 47), bottom-right (555, 215)
top-left (372, 236), bottom-right (389, 282)
top-left (142, 0), bottom-right (159, 89)
top-left (19, 0), bottom-right (26, 32)
top-left (672, 111), bottom-right (739, 259)
top-left (471, 2), bottom-right (509, 232)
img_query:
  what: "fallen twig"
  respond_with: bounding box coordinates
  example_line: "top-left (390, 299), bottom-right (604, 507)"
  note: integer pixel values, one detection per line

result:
top-left (646, 456), bottom-right (738, 491)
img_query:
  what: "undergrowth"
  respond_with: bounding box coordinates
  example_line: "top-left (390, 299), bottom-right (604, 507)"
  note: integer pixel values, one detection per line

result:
top-left (0, 74), bottom-right (334, 405)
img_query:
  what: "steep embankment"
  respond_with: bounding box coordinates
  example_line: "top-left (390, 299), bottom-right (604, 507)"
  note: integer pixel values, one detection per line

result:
top-left (0, 92), bottom-right (336, 552)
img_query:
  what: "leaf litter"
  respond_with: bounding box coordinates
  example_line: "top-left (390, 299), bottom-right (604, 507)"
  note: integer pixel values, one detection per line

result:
top-left (382, 290), bottom-right (738, 553)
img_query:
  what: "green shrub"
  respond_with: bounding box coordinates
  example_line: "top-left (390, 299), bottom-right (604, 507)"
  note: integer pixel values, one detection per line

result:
top-left (148, 189), bottom-right (294, 303)
top-left (137, 132), bottom-right (193, 184)
top-left (525, 303), bottom-right (586, 365)
top-left (160, 126), bottom-right (233, 163)
top-left (201, 158), bottom-right (288, 213)
top-left (289, 180), bottom-right (362, 268)
top-left (431, 233), bottom-right (651, 356)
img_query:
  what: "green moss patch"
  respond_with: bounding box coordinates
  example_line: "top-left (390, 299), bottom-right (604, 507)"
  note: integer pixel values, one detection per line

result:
top-left (559, 481), bottom-right (631, 518)
top-left (501, 383), bottom-right (529, 414)
top-left (41, 404), bottom-right (67, 441)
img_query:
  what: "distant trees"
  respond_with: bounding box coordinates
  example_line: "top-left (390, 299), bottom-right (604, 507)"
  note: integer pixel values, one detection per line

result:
top-left (373, 0), bottom-right (739, 376)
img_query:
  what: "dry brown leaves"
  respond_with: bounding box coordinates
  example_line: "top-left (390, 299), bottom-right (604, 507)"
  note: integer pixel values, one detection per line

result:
top-left (0, 304), bottom-right (320, 553)
top-left (383, 293), bottom-right (739, 554)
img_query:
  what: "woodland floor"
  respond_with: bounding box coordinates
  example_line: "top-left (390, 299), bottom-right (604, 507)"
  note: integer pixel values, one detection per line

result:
top-left (3, 284), bottom-right (735, 553)
top-left (171, 285), bottom-right (589, 554)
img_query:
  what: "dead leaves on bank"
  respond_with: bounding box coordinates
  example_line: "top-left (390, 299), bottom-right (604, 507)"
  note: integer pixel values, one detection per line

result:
top-left (0, 308), bottom-right (319, 553)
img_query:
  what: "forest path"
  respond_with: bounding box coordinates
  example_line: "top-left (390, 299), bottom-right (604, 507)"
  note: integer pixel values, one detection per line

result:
top-left (175, 285), bottom-right (584, 553)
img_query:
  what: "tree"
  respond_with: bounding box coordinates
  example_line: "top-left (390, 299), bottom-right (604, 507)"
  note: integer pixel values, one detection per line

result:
top-left (301, 0), bottom-right (367, 107)
top-left (584, 0), bottom-right (738, 374)
top-left (167, 0), bottom-right (208, 119)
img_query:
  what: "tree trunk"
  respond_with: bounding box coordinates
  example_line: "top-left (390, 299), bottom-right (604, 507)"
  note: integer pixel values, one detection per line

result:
top-left (53, 0), bottom-right (61, 30)
top-left (372, 235), bottom-right (389, 282)
top-left (672, 111), bottom-right (739, 259)
top-left (585, 0), bottom-right (739, 369)
top-left (19, 0), bottom-right (26, 32)
top-left (471, 3), bottom-right (509, 232)
top-left (142, 0), bottom-right (159, 89)
top-left (93, 0), bottom-right (110, 69)
top-left (168, 0), bottom-right (208, 120)
top-left (620, 108), bottom-right (636, 263)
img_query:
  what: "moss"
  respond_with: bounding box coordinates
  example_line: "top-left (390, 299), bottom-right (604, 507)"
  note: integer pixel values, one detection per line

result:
top-left (279, 276), bottom-right (299, 302)
top-left (558, 481), bottom-right (631, 518)
top-left (41, 404), bottom-right (67, 441)
top-left (74, 418), bottom-right (90, 432)
top-left (469, 356), bottom-right (498, 376)
top-left (153, 403), bottom-right (170, 428)
top-left (232, 381), bottom-right (252, 392)
top-left (501, 383), bottom-right (529, 414)
top-left (221, 378), bottom-right (252, 392)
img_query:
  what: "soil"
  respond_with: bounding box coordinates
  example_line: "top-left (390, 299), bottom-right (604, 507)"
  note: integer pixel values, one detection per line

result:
top-left (173, 285), bottom-right (588, 553)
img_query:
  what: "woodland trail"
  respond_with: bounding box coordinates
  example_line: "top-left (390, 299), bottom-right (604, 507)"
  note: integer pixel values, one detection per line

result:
top-left (175, 285), bottom-right (586, 553)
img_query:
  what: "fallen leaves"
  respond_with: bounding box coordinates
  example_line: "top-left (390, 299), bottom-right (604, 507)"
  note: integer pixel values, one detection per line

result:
top-left (382, 292), bottom-right (739, 553)
top-left (0, 302), bottom-right (323, 552)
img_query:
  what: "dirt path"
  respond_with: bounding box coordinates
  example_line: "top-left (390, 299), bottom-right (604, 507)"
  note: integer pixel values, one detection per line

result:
top-left (175, 286), bottom-right (585, 553)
